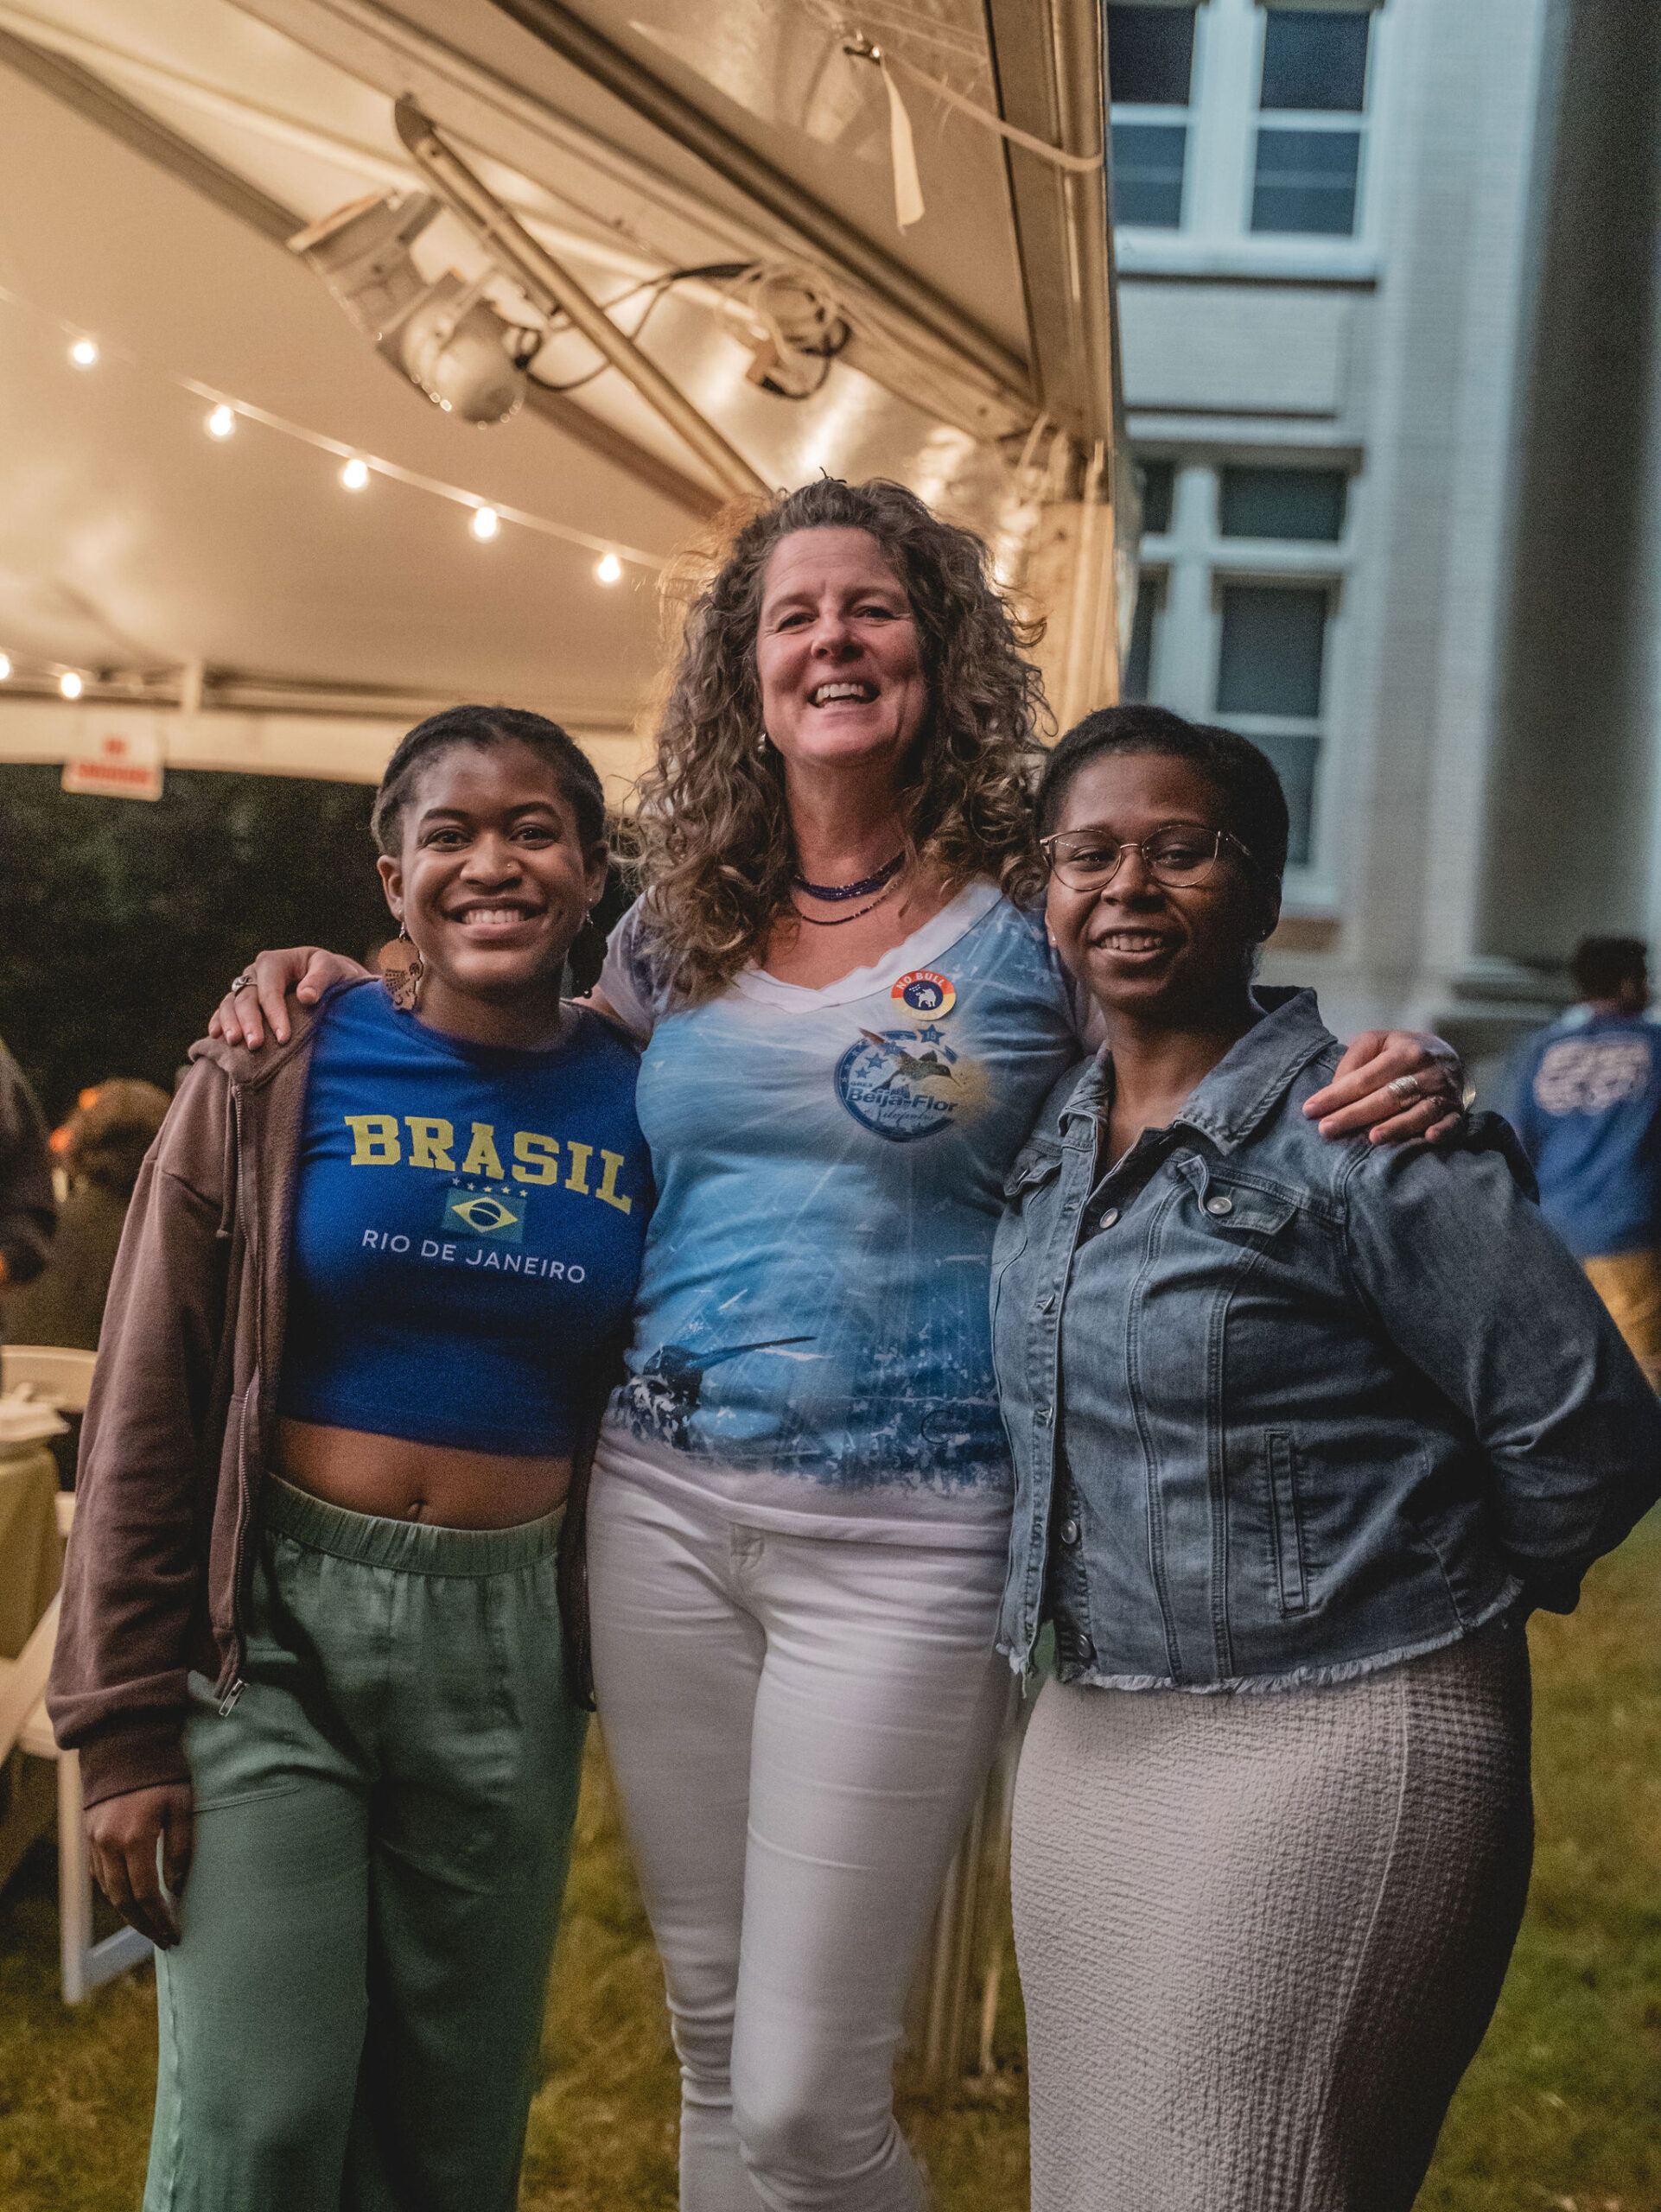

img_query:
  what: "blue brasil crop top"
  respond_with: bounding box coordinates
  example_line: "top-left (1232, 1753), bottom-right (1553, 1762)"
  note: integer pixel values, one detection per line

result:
top-left (278, 979), bottom-right (652, 1456)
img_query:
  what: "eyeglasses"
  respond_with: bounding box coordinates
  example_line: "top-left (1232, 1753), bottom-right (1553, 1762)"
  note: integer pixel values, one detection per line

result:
top-left (1039, 825), bottom-right (1252, 893)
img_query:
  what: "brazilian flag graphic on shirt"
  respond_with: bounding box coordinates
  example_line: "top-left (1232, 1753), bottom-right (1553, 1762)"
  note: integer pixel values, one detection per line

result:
top-left (442, 1186), bottom-right (525, 1244)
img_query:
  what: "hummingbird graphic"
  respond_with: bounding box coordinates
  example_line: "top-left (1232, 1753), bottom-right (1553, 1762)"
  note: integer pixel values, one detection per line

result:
top-left (624, 1336), bottom-right (817, 1448)
top-left (856, 1030), bottom-right (960, 1094)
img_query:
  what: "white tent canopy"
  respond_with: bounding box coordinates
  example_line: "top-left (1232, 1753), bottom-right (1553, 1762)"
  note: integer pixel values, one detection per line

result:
top-left (0, 0), bottom-right (1128, 791)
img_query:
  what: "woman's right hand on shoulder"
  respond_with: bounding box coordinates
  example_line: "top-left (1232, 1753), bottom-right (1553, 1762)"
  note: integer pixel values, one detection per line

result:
top-left (209, 948), bottom-right (368, 1048)
top-left (85, 1779), bottom-right (194, 1948)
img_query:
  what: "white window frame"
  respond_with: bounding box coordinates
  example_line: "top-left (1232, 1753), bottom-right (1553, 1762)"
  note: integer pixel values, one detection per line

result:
top-left (1111, 0), bottom-right (1392, 281)
top-left (1129, 452), bottom-right (1357, 906)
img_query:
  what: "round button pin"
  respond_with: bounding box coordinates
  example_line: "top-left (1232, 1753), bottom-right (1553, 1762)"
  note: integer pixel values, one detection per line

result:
top-left (890, 969), bottom-right (955, 1019)
top-left (1206, 1194), bottom-right (1233, 1216)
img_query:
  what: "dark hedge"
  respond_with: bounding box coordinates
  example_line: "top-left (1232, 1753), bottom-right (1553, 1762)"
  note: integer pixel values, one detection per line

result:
top-left (0, 766), bottom-right (391, 1122)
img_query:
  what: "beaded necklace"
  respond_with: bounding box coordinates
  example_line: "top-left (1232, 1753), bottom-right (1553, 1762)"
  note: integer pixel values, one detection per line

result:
top-left (789, 874), bottom-right (904, 927)
top-left (789, 850), bottom-right (906, 902)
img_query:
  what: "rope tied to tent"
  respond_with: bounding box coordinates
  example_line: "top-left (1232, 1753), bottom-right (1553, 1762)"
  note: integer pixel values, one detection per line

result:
top-left (839, 30), bottom-right (1104, 232)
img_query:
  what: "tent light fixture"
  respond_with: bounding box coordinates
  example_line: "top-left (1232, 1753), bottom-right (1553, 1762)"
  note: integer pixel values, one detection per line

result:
top-left (340, 456), bottom-right (370, 491)
top-left (595, 551), bottom-right (623, 584)
top-left (207, 404), bottom-right (237, 440)
top-left (0, 653), bottom-right (10, 680)
top-left (60, 671), bottom-right (83, 699)
top-left (69, 336), bottom-right (99, 368)
top-left (471, 505), bottom-right (500, 541)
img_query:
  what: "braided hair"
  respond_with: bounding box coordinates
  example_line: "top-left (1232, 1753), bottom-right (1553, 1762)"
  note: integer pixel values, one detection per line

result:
top-left (371, 705), bottom-right (606, 858)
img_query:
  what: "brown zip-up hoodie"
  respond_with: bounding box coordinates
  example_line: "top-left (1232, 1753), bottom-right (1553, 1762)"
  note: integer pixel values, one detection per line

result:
top-left (48, 995), bottom-right (328, 1808)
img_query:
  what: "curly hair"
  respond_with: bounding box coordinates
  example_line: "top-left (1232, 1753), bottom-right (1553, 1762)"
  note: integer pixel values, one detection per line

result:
top-left (630, 477), bottom-right (1051, 1005)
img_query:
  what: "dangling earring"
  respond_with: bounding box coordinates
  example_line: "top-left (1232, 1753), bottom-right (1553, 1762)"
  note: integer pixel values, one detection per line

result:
top-left (384, 920), bottom-right (424, 1013)
top-left (756, 731), bottom-right (772, 756)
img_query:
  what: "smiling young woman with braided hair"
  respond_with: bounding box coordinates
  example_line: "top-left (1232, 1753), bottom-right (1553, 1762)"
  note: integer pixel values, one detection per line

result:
top-left (208, 477), bottom-right (1465, 2212)
top-left (51, 708), bottom-right (652, 2212)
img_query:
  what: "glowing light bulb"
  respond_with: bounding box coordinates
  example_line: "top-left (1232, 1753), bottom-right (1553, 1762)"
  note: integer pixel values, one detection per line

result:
top-left (206, 404), bottom-right (236, 439)
top-left (595, 551), bottom-right (623, 585)
top-left (471, 505), bottom-right (500, 541)
top-left (69, 337), bottom-right (99, 369)
top-left (340, 457), bottom-right (369, 491)
top-left (0, 653), bottom-right (10, 681)
top-left (60, 671), bottom-right (83, 699)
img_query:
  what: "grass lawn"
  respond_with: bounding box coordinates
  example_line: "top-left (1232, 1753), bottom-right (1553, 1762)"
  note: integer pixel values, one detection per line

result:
top-left (2, 1510), bottom-right (1656, 2210)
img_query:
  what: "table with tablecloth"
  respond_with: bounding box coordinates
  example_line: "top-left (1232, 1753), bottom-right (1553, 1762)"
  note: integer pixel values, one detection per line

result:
top-left (0, 1443), bottom-right (67, 1890)
top-left (0, 1444), bottom-right (62, 1662)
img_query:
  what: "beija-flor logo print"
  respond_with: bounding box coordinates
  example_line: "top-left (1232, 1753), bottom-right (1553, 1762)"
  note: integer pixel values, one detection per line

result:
top-left (834, 1025), bottom-right (982, 1142)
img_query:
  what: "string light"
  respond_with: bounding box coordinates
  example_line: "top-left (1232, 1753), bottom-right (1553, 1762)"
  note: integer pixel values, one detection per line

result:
top-left (0, 653), bottom-right (10, 680)
top-left (59, 671), bottom-right (83, 699)
top-left (0, 280), bottom-right (668, 574)
top-left (595, 551), bottom-right (623, 584)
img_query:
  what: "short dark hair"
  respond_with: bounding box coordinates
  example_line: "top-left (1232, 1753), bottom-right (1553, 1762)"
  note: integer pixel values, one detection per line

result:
top-left (1034, 703), bottom-right (1291, 887)
top-left (371, 705), bottom-right (606, 857)
top-left (1571, 934), bottom-right (1647, 1000)
top-left (65, 1078), bottom-right (171, 1197)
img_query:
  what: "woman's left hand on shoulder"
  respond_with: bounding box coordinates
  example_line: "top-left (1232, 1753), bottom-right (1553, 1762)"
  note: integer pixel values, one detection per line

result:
top-left (1304, 1031), bottom-right (1467, 1145)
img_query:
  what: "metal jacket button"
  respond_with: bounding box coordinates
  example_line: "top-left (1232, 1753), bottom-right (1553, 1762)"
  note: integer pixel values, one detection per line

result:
top-left (1060, 1516), bottom-right (1081, 1547)
top-left (1098, 1207), bottom-right (1120, 1229)
top-left (1206, 1194), bottom-right (1233, 1216)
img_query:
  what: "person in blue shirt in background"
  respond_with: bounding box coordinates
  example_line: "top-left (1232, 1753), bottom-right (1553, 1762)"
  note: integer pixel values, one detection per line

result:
top-left (1511, 935), bottom-right (1661, 1385)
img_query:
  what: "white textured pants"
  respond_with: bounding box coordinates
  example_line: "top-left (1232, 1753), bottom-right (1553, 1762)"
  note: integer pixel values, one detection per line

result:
top-left (586, 1467), bottom-right (1010, 2212)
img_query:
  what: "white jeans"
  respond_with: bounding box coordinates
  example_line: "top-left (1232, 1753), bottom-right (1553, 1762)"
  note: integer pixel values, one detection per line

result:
top-left (587, 1465), bottom-right (1011, 2212)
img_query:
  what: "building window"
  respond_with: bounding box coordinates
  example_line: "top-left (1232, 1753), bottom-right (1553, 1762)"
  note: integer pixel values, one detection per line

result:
top-left (1259, 9), bottom-right (1370, 109)
top-left (1215, 583), bottom-right (1329, 864)
top-left (1219, 465), bottom-right (1346, 540)
top-left (1252, 8), bottom-right (1371, 236)
top-left (1123, 573), bottom-right (1166, 702)
top-left (1138, 457), bottom-right (1176, 534)
top-left (1127, 452), bottom-right (1350, 872)
top-left (1217, 584), bottom-right (1327, 717)
top-left (1249, 734), bottom-right (1321, 865)
top-left (1107, 4), bottom-right (1197, 228)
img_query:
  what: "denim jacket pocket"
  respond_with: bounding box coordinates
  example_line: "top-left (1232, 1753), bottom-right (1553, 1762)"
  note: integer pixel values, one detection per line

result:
top-left (993, 1140), bottom-right (1066, 1331)
top-left (1264, 1428), bottom-right (1309, 1615)
top-left (1180, 1160), bottom-right (1301, 1241)
top-left (1002, 1137), bottom-right (1066, 1204)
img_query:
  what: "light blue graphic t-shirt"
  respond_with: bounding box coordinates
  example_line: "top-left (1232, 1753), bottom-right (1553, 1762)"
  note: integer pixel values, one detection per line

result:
top-left (595, 881), bottom-right (1083, 1546)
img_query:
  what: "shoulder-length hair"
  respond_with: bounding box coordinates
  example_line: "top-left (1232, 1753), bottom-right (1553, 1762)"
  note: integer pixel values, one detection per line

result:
top-left (631, 476), bottom-right (1050, 1006)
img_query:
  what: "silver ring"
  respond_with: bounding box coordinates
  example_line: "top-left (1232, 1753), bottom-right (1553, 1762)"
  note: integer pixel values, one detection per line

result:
top-left (229, 972), bottom-right (256, 996)
top-left (1386, 1072), bottom-right (1422, 1101)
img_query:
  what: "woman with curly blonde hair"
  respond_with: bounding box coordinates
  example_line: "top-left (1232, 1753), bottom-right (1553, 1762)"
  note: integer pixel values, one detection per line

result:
top-left (584, 476), bottom-right (1456, 2212)
top-left (217, 475), bottom-right (1460, 2212)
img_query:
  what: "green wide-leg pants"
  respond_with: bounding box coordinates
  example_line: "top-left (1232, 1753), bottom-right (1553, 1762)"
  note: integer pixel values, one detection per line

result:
top-left (143, 1475), bottom-right (587, 2212)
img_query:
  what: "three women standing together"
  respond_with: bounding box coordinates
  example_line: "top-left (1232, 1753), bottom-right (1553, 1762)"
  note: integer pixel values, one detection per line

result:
top-left (52, 476), bottom-right (1658, 2212)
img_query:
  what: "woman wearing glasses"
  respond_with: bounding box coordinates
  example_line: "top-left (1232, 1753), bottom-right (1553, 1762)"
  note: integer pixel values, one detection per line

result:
top-left (211, 483), bottom-right (1461, 2212)
top-left (996, 703), bottom-right (1661, 2212)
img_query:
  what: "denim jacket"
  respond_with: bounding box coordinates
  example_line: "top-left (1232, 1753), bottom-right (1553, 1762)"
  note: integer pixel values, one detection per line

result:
top-left (992, 988), bottom-right (1661, 1691)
